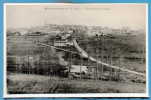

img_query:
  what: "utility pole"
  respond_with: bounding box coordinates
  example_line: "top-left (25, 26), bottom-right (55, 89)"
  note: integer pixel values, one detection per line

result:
top-left (96, 34), bottom-right (99, 80)
top-left (110, 45), bottom-right (113, 81)
top-left (118, 39), bottom-right (122, 81)
top-left (80, 53), bottom-right (82, 80)
top-left (100, 32), bottom-right (104, 80)
top-left (28, 50), bottom-right (30, 75)
top-left (88, 54), bottom-right (90, 79)
top-left (68, 42), bottom-right (72, 79)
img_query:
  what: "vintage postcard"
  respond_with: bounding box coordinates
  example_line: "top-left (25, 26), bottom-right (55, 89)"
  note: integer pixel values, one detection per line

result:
top-left (4, 3), bottom-right (148, 97)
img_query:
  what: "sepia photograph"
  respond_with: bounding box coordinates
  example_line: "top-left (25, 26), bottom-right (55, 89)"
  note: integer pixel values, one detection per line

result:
top-left (4, 3), bottom-right (148, 97)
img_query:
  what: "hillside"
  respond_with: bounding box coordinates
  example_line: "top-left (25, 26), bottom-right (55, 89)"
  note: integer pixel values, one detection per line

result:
top-left (7, 24), bottom-right (146, 76)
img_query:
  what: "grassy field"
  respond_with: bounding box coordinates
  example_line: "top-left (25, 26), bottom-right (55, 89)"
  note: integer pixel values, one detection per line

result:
top-left (7, 73), bottom-right (146, 94)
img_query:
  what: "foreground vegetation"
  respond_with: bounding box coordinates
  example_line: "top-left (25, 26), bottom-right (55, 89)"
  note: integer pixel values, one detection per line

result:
top-left (7, 73), bottom-right (146, 94)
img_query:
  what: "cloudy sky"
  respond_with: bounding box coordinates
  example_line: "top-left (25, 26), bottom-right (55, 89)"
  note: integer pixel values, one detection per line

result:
top-left (6, 3), bottom-right (147, 30)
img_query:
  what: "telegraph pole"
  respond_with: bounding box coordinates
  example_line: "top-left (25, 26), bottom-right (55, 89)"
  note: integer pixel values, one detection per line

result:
top-left (110, 45), bottom-right (113, 81)
top-left (95, 34), bottom-right (99, 80)
top-left (100, 32), bottom-right (104, 80)
top-left (80, 53), bottom-right (82, 80)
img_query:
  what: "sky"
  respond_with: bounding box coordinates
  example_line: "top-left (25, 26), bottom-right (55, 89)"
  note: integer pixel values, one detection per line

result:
top-left (6, 4), bottom-right (147, 30)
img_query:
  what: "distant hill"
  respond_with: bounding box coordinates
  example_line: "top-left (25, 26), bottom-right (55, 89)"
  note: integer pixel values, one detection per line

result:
top-left (7, 24), bottom-right (146, 58)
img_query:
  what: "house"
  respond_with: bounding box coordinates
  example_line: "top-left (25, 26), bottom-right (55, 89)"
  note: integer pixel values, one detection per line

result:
top-left (70, 65), bottom-right (88, 74)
